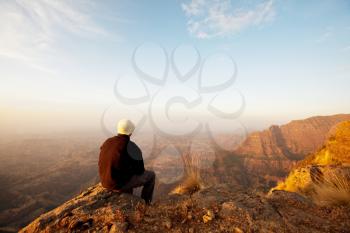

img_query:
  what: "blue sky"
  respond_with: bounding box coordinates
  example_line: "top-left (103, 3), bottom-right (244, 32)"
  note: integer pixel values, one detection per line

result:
top-left (0, 0), bottom-right (350, 135)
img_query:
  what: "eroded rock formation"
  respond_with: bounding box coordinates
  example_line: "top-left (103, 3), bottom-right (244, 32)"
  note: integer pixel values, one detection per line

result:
top-left (20, 183), bottom-right (350, 233)
top-left (234, 114), bottom-right (350, 183)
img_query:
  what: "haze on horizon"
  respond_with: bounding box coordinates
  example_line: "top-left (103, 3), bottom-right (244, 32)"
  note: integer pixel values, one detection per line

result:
top-left (1, 0), bottom-right (350, 137)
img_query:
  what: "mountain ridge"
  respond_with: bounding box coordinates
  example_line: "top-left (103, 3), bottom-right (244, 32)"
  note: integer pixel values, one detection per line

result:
top-left (272, 120), bottom-right (350, 205)
top-left (4, 114), bottom-right (350, 231)
top-left (236, 114), bottom-right (350, 158)
top-left (232, 114), bottom-right (350, 184)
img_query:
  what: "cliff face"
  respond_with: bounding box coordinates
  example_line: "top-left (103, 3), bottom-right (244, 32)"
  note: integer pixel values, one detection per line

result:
top-left (234, 114), bottom-right (350, 181)
top-left (301, 120), bottom-right (350, 166)
top-left (272, 121), bottom-right (350, 206)
top-left (236, 114), bottom-right (350, 158)
top-left (20, 183), bottom-right (350, 233)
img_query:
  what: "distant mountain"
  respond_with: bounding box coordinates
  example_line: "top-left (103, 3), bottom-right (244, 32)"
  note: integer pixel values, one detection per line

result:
top-left (3, 114), bottom-right (350, 232)
top-left (19, 118), bottom-right (350, 232)
top-left (0, 137), bottom-right (101, 232)
top-left (233, 114), bottom-right (350, 183)
top-left (236, 114), bottom-right (350, 158)
top-left (271, 121), bottom-right (350, 205)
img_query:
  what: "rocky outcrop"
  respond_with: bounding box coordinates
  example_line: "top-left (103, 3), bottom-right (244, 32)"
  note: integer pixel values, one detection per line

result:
top-left (237, 114), bottom-right (350, 159)
top-left (21, 183), bottom-right (350, 233)
top-left (272, 121), bottom-right (350, 205)
top-left (19, 184), bottom-right (144, 233)
top-left (234, 114), bottom-right (350, 182)
top-left (12, 115), bottom-right (350, 232)
top-left (299, 120), bottom-right (350, 167)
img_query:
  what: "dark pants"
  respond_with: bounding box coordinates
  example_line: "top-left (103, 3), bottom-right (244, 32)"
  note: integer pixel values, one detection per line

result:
top-left (120, 170), bottom-right (155, 204)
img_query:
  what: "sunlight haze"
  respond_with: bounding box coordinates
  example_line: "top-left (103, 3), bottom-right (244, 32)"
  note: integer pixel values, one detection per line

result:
top-left (1, 0), bottom-right (349, 136)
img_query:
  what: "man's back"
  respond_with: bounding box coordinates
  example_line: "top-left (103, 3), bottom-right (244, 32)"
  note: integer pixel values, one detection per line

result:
top-left (98, 134), bottom-right (144, 190)
top-left (99, 119), bottom-right (154, 203)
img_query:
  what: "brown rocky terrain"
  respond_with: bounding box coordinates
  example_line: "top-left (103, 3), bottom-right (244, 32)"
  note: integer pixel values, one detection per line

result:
top-left (272, 121), bottom-right (350, 206)
top-left (0, 133), bottom-right (242, 232)
top-left (233, 114), bottom-right (350, 185)
top-left (3, 114), bottom-right (350, 232)
top-left (20, 183), bottom-right (350, 233)
top-left (19, 119), bottom-right (350, 232)
top-left (0, 136), bottom-right (102, 232)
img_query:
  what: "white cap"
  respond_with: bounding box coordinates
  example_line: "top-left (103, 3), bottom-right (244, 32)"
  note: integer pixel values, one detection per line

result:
top-left (117, 119), bottom-right (135, 135)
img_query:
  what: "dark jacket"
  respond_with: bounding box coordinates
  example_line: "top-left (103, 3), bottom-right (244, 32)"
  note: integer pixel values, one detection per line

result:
top-left (98, 134), bottom-right (145, 190)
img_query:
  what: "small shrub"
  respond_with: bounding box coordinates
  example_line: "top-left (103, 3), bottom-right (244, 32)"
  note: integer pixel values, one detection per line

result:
top-left (270, 168), bottom-right (313, 195)
top-left (170, 152), bottom-right (204, 195)
top-left (312, 170), bottom-right (350, 206)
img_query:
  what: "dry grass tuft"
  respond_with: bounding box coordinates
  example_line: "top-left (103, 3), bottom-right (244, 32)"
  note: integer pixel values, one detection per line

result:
top-left (269, 167), bottom-right (313, 195)
top-left (312, 170), bottom-right (350, 206)
top-left (270, 121), bottom-right (350, 205)
top-left (270, 167), bottom-right (350, 206)
top-left (170, 152), bottom-right (204, 195)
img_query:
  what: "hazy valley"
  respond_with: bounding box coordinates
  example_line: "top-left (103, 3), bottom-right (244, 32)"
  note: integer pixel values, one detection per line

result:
top-left (20, 116), bottom-right (350, 232)
top-left (1, 114), bottom-right (350, 232)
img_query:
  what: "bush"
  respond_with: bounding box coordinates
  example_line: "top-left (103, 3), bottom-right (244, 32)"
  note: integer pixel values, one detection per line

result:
top-left (170, 152), bottom-right (204, 195)
top-left (312, 170), bottom-right (350, 206)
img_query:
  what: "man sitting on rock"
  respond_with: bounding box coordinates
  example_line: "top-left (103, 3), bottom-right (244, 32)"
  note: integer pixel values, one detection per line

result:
top-left (98, 119), bottom-right (155, 204)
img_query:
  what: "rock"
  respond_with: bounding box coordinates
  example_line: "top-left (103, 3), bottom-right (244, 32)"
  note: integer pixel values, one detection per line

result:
top-left (162, 218), bottom-right (172, 229)
top-left (58, 216), bottom-right (70, 227)
top-left (20, 183), bottom-right (350, 233)
top-left (202, 210), bottom-right (215, 223)
top-left (109, 222), bottom-right (128, 233)
top-left (219, 201), bottom-right (236, 218)
top-left (102, 225), bottom-right (109, 232)
top-left (187, 212), bottom-right (193, 220)
top-left (271, 121), bottom-right (350, 206)
top-left (19, 184), bottom-right (142, 233)
top-left (233, 227), bottom-right (244, 233)
top-left (234, 114), bottom-right (350, 183)
top-left (128, 210), bottom-right (143, 225)
top-left (173, 228), bottom-right (182, 233)
top-left (143, 216), bottom-right (156, 223)
top-left (68, 219), bottom-right (84, 230)
top-left (219, 224), bottom-right (225, 231)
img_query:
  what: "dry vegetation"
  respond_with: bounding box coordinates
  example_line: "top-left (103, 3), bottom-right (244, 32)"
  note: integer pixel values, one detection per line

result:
top-left (271, 121), bottom-right (350, 206)
top-left (170, 152), bottom-right (204, 195)
top-left (313, 170), bottom-right (350, 206)
top-left (271, 167), bottom-right (312, 195)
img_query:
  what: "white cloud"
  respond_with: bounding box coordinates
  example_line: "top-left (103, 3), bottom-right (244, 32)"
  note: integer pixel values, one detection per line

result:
top-left (343, 46), bottom-right (350, 52)
top-left (181, 0), bottom-right (206, 16)
top-left (315, 31), bottom-right (332, 43)
top-left (0, 0), bottom-right (107, 73)
top-left (314, 26), bottom-right (335, 44)
top-left (181, 0), bottom-right (275, 39)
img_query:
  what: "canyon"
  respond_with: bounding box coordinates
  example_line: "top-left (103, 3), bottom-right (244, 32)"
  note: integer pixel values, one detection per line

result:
top-left (1, 114), bottom-right (350, 232)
